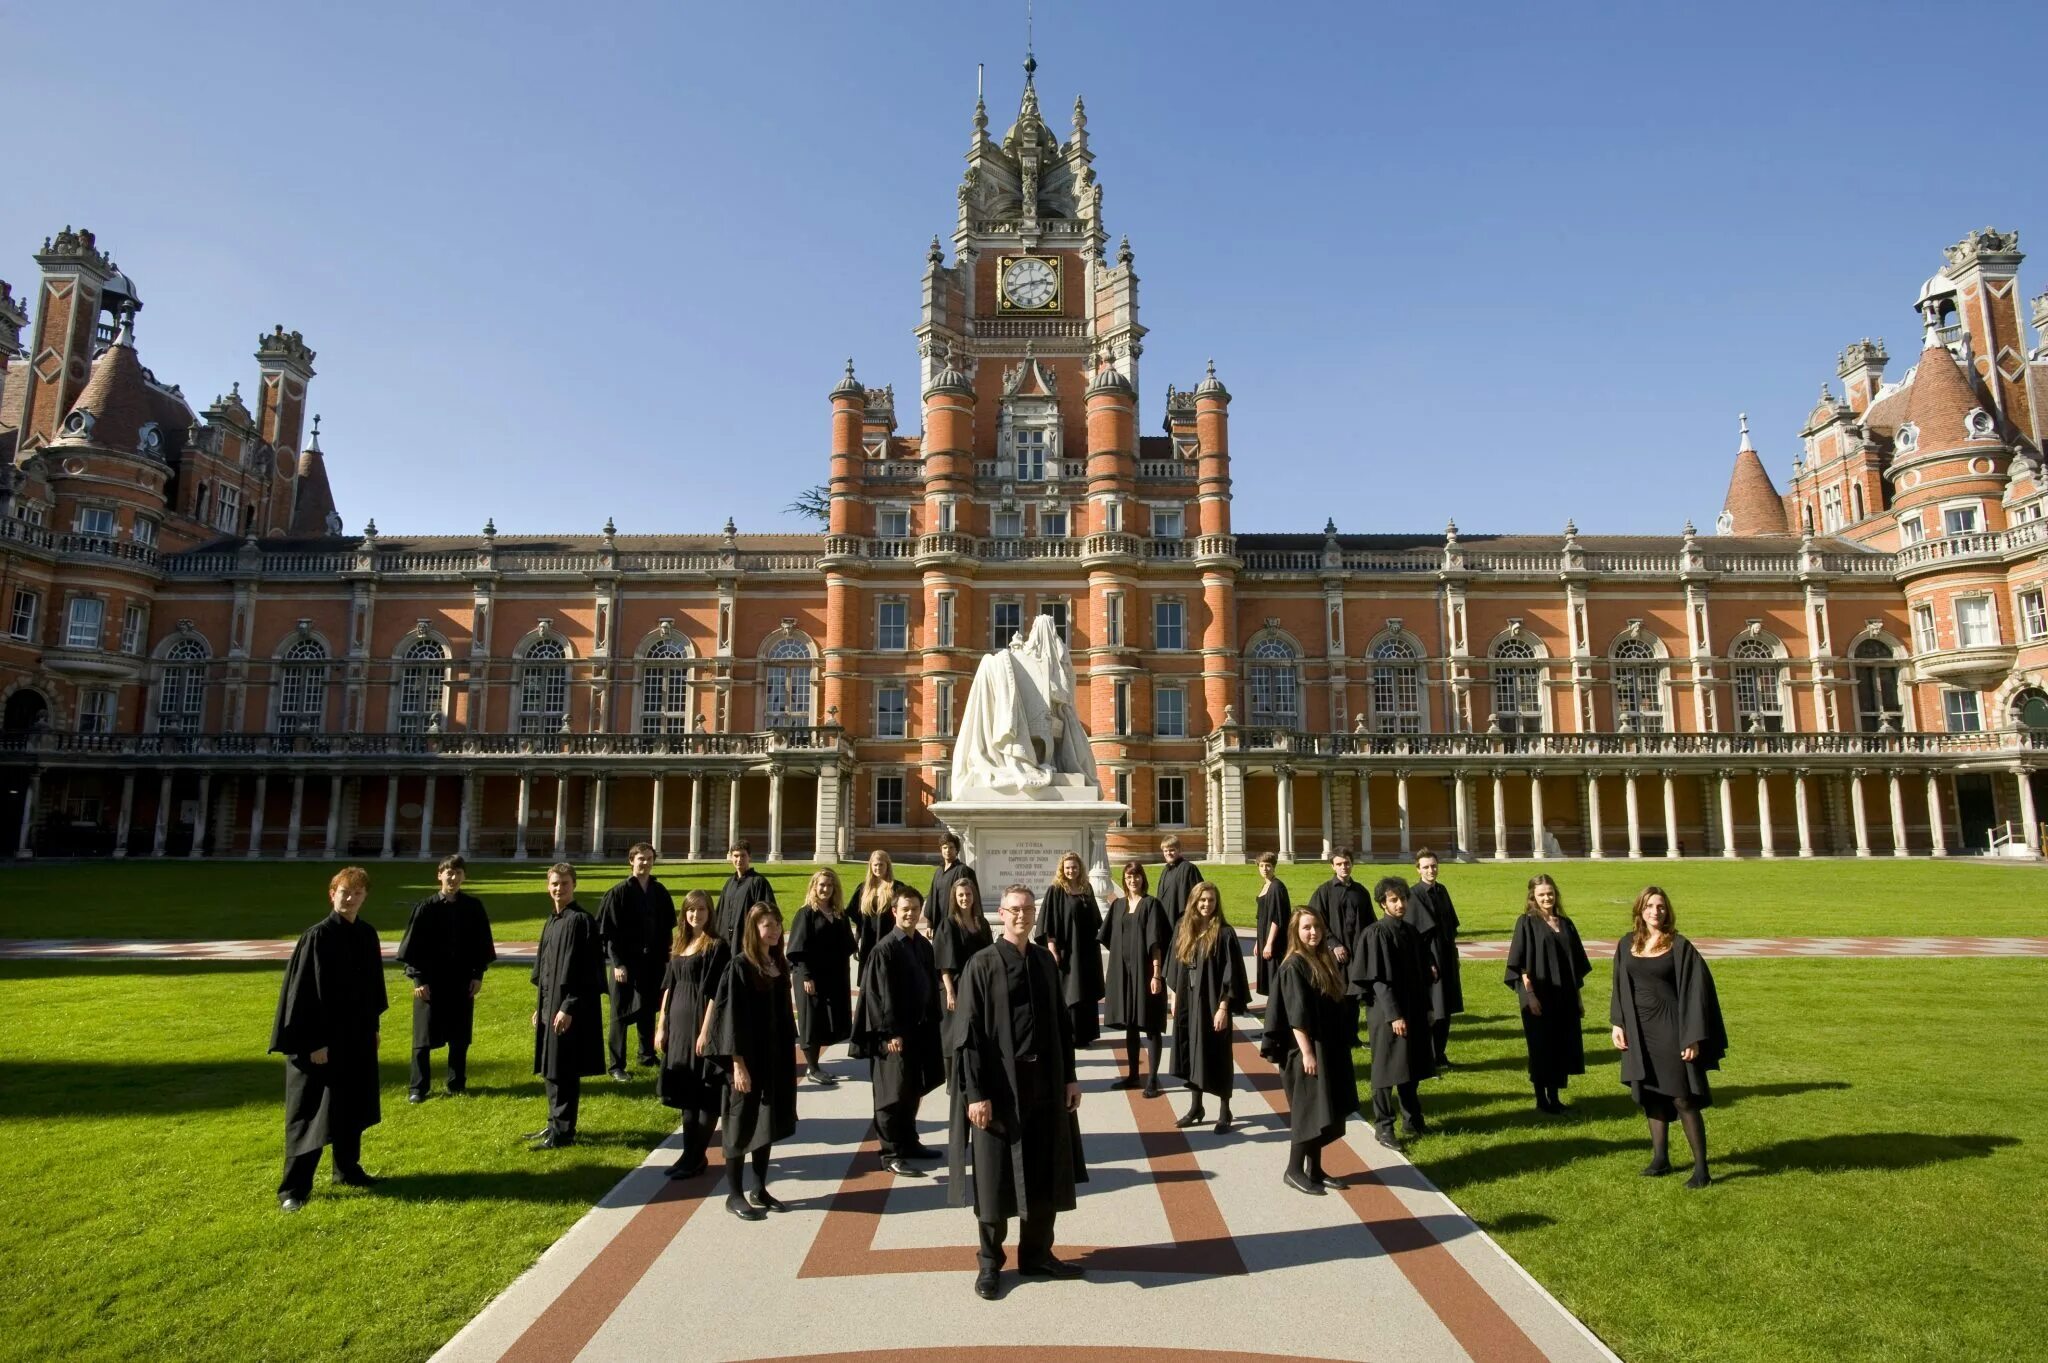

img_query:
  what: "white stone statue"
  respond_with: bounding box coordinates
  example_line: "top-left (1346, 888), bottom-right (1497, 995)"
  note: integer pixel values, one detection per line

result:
top-left (951, 613), bottom-right (1097, 796)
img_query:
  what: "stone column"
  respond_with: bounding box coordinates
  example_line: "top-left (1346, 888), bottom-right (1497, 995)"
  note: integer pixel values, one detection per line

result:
top-left (1662, 771), bottom-right (1680, 859)
top-left (1395, 770), bottom-right (1412, 859)
top-left (325, 774), bottom-right (343, 857)
top-left (380, 775), bottom-right (400, 859)
top-left (650, 773), bottom-right (666, 853)
top-left (589, 772), bottom-right (607, 859)
top-left (1451, 770), bottom-right (1471, 860)
top-left (1586, 772), bottom-right (1605, 859)
top-left (768, 766), bottom-right (786, 864)
top-left (1491, 770), bottom-right (1509, 860)
top-left (15, 770), bottom-right (40, 858)
top-left (1793, 771), bottom-right (1814, 858)
top-left (1319, 775), bottom-right (1334, 862)
top-left (1848, 770), bottom-right (1872, 857)
top-left (552, 772), bottom-right (570, 860)
top-left (1888, 771), bottom-right (1909, 858)
top-left (420, 773), bottom-right (439, 857)
top-left (458, 772), bottom-right (474, 858)
top-left (152, 772), bottom-right (173, 857)
top-left (1755, 772), bottom-right (1776, 859)
top-left (286, 774), bottom-right (306, 859)
top-left (727, 770), bottom-right (743, 856)
top-left (111, 772), bottom-right (135, 858)
top-left (688, 774), bottom-right (705, 861)
top-left (247, 774), bottom-right (268, 858)
top-left (1716, 771), bottom-right (1737, 858)
top-left (815, 769), bottom-right (841, 865)
top-left (1925, 772), bottom-right (1948, 857)
top-left (1276, 767), bottom-right (1296, 864)
top-left (2017, 769), bottom-right (2041, 857)
top-left (1623, 770), bottom-right (1643, 859)
top-left (189, 771), bottom-right (212, 859)
top-left (1356, 772), bottom-right (1372, 858)
top-left (514, 772), bottom-right (532, 860)
top-left (1529, 772), bottom-right (1546, 858)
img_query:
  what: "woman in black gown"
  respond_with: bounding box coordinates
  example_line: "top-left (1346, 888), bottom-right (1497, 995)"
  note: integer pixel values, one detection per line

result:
top-left (1505, 873), bottom-right (1592, 1114)
top-left (1035, 851), bottom-right (1104, 1046)
top-left (850, 849), bottom-right (905, 968)
top-left (1099, 862), bottom-right (1170, 1096)
top-left (702, 903), bottom-right (799, 1221)
top-left (932, 874), bottom-right (993, 1088)
top-left (1168, 881), bottom-right (1249, 1132)
top-left (787, 868), bottom-right (855, 1087)
top-left (654, 890), bottom-right (729, 1178)
top-left (1611, 886), bottom-right (1727, 1188)
top-left (1252, 851), bottom-right (1291, 997)
top-left (1259, 907), bottom-right (1358, 1196)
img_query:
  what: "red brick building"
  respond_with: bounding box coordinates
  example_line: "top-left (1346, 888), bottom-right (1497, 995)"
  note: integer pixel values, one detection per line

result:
top-left (2, 70), bottom-right (2044, 863)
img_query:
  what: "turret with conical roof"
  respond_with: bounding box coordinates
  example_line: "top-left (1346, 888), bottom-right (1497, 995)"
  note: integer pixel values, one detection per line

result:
top-left (1720, 414), bottom-right (1790, 536)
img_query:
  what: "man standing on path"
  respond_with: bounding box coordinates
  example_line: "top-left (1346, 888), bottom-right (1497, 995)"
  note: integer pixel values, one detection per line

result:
top-left (1155, 834), bottom-right (1202, 930)
top-left (396, 854), bottom-right (497, 1101)
top-left (949, 885), bottom-right (1087, 1301)
top-left (270, 867), bottom-right (388, 1212)
top-left (1405, 849), bottom-right (1463, 1067)
top-left (1306, 849), bottom-right (1372, 974)
top-left (861, 885), bottom-right (944, 1175)
top-left (597, 843), bottom-right (677, 1080)
top-left (929, 833), bottom-right (977, 929)
top-left (531, 863), bottom-right (604, 1149)
top-left (717, 840), bottom-right (778, 945)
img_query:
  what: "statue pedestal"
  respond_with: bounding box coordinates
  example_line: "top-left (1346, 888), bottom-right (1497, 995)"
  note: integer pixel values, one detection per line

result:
top-left (934, 778), bottom-right (1129, 901)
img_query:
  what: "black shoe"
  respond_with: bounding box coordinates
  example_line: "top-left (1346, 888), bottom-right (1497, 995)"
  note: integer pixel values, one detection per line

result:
top-left (608, 1067), bottom-right (631, 1082)
top-left (1174, 1108), bottom-right (1205, 1129)
top-left (1684, 1169), bottom-right (1711, 1190)
top-left (806, 1068), bottom-right (841, 1087)
top-left (974, 1270), bottom-right (1000, 1300)
top-left (532, 1130), bottom-right (575, 1150)
top-left (1374, 1128), bottom-right (1403, 1151)
top-left (1435, 1055), bottom-right (1453, 1068)
top-left (637, 1053), bottom-right (659, 1069)
top-left (1282, 1168), bottom-right (1325, 1196)
top-left (748, 1189), bottom-right (788, 1213)
top-left (903, 1143), bottom-right (942, 1160)
top-left (407, 1090), bottom-right (427, 1104)
top-left (1108, 1076), bottom-right (1138, 1090)
top-left (882, 1156), bottom-right (926, 1177)
top-left (1017, 1255), bottom-right (1083, 1280)
top-left (334, 1166), bottom-right (379, 1187)
top-left (1314, 1170), bottom-right (1352, 1191)
top-left (1141, 1082), bottom-right (1162, 1099)
top-left (1404, 1119), bottom-right (1427, 1138)
top-left (726, 1194), bottom-right (766, 1221)
top-left (446, 1081), bottom-right (467, 1096)
top-left (1214, 1112), bottom-right (1234, 1135)
top-left (522, 1125), bottom-right (552, 1142)
top-left (1641, 1160), bottom-right (1673, 1177)
top-left (278, 1195), bottom-right (308, 1213)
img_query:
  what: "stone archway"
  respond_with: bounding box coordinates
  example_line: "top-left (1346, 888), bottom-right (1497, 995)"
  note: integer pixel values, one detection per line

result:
top-left (2, 688), bottom-right (50, 734)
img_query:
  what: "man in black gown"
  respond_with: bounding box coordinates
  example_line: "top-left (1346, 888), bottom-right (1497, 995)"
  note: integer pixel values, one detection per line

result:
top-left (716, 840), bottom-right (777, 945)
top-left (930, 834), bottom-right (977, 924)
top-left (531, 863), bottom-right (605, 1149)
top-left (396, 854), bottom-right (497, 1101)
top-left (269, 867), bottom-right (388, 1212)
top-left (1357, 877), bottom-right (1438, 1150)
top-left (949, 885), bottom-right (1087, 1300)
top-left (1306, 849), bottom-right (1372, 972)
top-left (860, 885), bottom-right (944, 1175)
top-left (1155, 834), bottom-right (1202, 930)
top-left (1405, 849), bottom-right (1463, 1067)
top-left (596, 842), bottom-right (677, 1080)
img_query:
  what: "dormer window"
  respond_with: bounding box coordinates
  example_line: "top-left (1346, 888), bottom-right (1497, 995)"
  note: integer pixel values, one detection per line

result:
top-left (1896, 423), bottom-right (1919, 454)
top-left (63, 409), bottom-right (94, 437)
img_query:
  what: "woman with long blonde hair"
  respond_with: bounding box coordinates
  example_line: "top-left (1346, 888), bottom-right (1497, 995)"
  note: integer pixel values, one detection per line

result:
top-left (851, 849), bottom-right (903, 966)
top-left (787, 867), bottom-right (855, 1086)
top-left (1259, 907), bottom-right (1356, 1195)
top-left (654, 890), bottom-right (728, 1178)
top-left (1168, 881), bottom-right (1248, 1132)
top-left (1034, 850), bottom-right (1104, 1046)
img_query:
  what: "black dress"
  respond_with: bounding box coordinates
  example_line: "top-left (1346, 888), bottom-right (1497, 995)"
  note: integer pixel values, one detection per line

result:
top-left (657, 943), bottom-right (730, 1113)
top-left (706, 955), bottom-right (799, 1156)
top-left (1035, 884), bottom-right (1104, 1046)
top-left (1504, 913), bottom-right (1592, 1088)
top-left (933, 912), bottom-right (995, 1052)
top-left (1168, 928), bottom-right (1249, 1098)
top-left (1610, 935), bottom-right (1727, 1116)
top-left (1258, 953), bottom-right (1358, 1144)
top-left (787, 907), bottom-right (857, 1048)
top-left (1099, 895), bottom-right (1170, 1036)
top-left (1252, 879), bottom-right (1292, 996)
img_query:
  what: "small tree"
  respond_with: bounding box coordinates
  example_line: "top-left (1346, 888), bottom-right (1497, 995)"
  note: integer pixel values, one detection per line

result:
top-left (785, 484), bottom-right (830, 525)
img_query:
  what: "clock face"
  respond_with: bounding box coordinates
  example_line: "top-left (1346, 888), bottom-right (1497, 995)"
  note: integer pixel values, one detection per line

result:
top-left (1000, 256), bottom-right (1059, 311)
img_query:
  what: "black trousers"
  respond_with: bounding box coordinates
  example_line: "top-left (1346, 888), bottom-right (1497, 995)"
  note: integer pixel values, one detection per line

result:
top-left (546, 1073), bottom-right (581, 1138)
top-left (977, 1208), bottom-right (1056, 1274)
top-left (1372, 1081), bottom-right (1423, 1132)
top-left (607, 977), bottom-right (657, 1070)
top-left (875, 1094), bottom-right (922, 1158)
top-left (1430, 1016), bottom-right (1451, 1062)
top-left (278, 1127), bottom-right (361, 1199)
top-left (410, 1042), bottom-right (469, 1094)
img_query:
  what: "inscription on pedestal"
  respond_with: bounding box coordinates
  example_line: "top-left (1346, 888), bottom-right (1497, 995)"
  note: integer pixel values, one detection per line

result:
top-left (979, 834), bottom-right (1068, 898)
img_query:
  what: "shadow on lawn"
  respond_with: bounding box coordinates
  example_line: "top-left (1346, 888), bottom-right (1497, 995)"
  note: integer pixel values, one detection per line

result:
top-left (1426, 1079), bottom-right (1853, 1136)
top-left (1717, 1131), bottom-right (2020, 1181)
top-left (0, 1060), bottom-right (279, 1116)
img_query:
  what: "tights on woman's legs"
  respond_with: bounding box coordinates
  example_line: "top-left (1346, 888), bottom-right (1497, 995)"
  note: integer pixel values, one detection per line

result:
top-left (1644, 1117), bottom-right (1671, 1174)
top-left (802, 1045), bottom-right (821, 1075)
top-left (1287, 1141), bottom-right (1310, 1182)
top-left (1124, 1029), bottom-right (1142, 1082)
top-left (1676, 1102), bottom-right (1709, 1186)
top-left (751, 1144), bottom-right (772, 1193)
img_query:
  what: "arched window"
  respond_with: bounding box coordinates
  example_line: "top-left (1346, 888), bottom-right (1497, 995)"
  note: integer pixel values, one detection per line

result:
top-left (1370, 638), bottom-right (1422, 734)
top-left (396, 637), bottom-right (448, 733)
top-left (1612, 638), bottom-right (1664, 733)
top-left (764, 636), bottom-right (816, 729)
top-left (640, 638), bottom-right (692, 734)
top-left (518, 638), bottom-right (569, 734)
top-left (1490, 637), bottom-right (1542, 733)
top-left (1851, 638), bottom-right (1902, 732)
top-left (1731, 637), bottom-right (1784, 732)
top-left (2011, 687), bottom-right (2048, 731)
top-left (276, 638), bottom-right (329, 734)
top-left (157, 638), bottom-right (208, 734)
top-left (1247, 637), bottom-right (1300, 729)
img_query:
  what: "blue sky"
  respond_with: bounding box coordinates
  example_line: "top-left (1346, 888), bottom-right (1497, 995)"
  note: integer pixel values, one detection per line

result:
top-left (7, 1), bottom-right (2045, 538)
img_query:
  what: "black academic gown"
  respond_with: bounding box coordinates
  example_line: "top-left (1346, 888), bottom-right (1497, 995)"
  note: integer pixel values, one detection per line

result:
top-left (706, 954), bottom-right (799, 1155)
top-left (930, 861), bottom-right (978, 925)
top-left (1505, 912), bottom-right (1593, 1087)
top-left (850, 878), bottom-right (905, 968)
top-left (858, 928), bottom-right (945, 1106)
top-left (947, 940), bottom-right (1088, 1223)
top-left (1168, 928), bottom-right (1250, 1097)
top-left (1252, 878), bottom-right (1292, 996)
top-left (531, 904), bottom-right (605, 1082)
top-left (1156, 858), bottom-right (1203, 929)
top-left (1034, 884), bottom-right (1104, 1045)
top-left (1609, 934), bottom-right (1727, 1108)
top-left (395, 891), bottom-right (496, 1049)
top-left (269, 911), bottom-right (389, 1158)
top-left (1099, 895), bottom-right (1170, 1036)
top-left (1307, 877), bottom-right (1374, 969)
top-left (596, 876), bottom-right (676, 1023)
top-left (657, 942), bottom-right (730, 1112)
top-left (787, 907), bottom-right (858, 1047)
top-left (1356, 914), bottom-right (1437, 1088)
top-left (1406, 879), bottom-right (1464, 1019)
top-left (1258, 952), bottom-right (1358, 1144)
top-left (933, 913), bottom-right (995, 1051)
top-left (716, 870), bottom-right (778, 947)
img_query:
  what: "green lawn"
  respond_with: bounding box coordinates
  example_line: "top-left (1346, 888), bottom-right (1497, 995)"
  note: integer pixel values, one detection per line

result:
top-left (0, 855), bottom-right (2041, 942)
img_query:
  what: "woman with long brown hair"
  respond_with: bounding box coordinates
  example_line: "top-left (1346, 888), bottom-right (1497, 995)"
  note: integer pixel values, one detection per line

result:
top-left (1034, 850), bottom-right (1104, 1046)
top-left (787, 867), bottom-right (855, 1086)
top-left (654, 890), bottom-right (729, 1178)
top-left (1099, 861), bottom-right (1170, 1096)
top-left (1611, 886), bottom-right (1727, 1188)
top-left (1168, 880), bottom-right (1249, 1132)
top-left (933, 875), bottom-right (993, 1031)
top-left (702, 902), bottom-right (799, 1220)
top-left (851, 849), bottom-right (904, 968)
top-left (1258, 907), bottom-right (1357, 1195)
top-left (1505, 873), bottom-right (1591, 1114)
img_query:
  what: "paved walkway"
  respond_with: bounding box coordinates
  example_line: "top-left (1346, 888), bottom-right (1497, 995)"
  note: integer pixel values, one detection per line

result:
top-left (430, 1025), bottom-right (1619, 1363)
top-left (5, 934), bottom-right (2045, 963)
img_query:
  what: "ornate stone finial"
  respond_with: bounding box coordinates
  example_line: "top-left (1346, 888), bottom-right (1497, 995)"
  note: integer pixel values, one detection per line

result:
top-left (230, 381), bottom-right (239, 398)
top-left (481, 516), bottom-right (496, 539)
top-left (723, 516), bottom-right (738, 539)
top-left (829, 358), bottom-right (862, 400)
top-left (1117, 234), bottom-right (1133, 268)
top-left (1564, 518), bottom-right (1578, 540)
top-left (1738, 412), bottom-right (1752, 452)
top-left (928, 234), bottom-right (943, 266)
top-left (1444, 517), bottom-right (1459, 542)
top-left (362, 517), bottom-right (378, 541)
top-left (1324, 517), bottom-right (1338, 537)
top-left (1682, 518), bottom-right (1697, 540)
top-left (602, 515), bottom-right (616, 541)
top-left (256, 323), bottom-right (316, 369)
top-left (1071, 93), bottom-right (1087, 133)
top-left (308, 413), bottom-right (322, 451)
